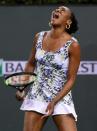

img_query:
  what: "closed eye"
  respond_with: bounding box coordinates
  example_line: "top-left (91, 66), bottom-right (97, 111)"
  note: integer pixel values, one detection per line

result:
top-left (58, 7), bottom-right (66, 12)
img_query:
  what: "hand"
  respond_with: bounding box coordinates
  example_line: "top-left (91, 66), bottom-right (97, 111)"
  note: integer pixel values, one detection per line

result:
top-left (12, 75), bottom-right (29, 85)
top-left (41, 101), bottom-right (55, 119)
top-left (20, 75), bottom-right (30, 81)
top-left (19, 75), bottom-right (30, 84)
top-left (15, 90), bottom-right (26, 101)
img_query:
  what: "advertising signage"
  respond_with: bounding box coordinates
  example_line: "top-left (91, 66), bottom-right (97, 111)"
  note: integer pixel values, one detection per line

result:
top-left (0, 59), bottom-right (97, 76)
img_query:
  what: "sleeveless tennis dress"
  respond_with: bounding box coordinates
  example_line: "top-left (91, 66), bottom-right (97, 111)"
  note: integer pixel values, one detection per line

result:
top-left (20, 31), bottom-right (77, 121)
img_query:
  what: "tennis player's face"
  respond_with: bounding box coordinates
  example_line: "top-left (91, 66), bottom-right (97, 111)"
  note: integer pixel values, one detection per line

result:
top-left (51, 6), bottom-right (71, 27)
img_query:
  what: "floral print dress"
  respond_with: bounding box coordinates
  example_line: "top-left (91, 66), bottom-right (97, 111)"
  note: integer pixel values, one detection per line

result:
top-left (20, 31), bottom-right (77, 121)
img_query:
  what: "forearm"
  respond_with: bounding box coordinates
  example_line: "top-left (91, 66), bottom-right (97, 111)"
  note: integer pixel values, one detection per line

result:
top-left (52, 78), bottom-right (76, 104)
top-left (24, 62), bottom-right (36, 73)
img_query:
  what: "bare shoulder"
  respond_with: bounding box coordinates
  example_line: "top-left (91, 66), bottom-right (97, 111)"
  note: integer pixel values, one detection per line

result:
top-left (32, 33), bottom-right (40, 46)
top-left (69, 39), bottom-right (80, 54)
top-left (34, 31), bottom-right (45, 40)
top-left (34, 32), bottom-right (39, 40)
top-left (33, 30), bottom-right (48, 44)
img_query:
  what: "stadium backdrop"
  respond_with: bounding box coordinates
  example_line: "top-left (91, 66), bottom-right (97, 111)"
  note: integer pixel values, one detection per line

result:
top-left (0, 6), bottom-right (97, 131)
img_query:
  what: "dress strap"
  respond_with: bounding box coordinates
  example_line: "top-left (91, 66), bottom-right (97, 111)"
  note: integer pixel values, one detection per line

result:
top-left (64, 37), bottom-right (78, 49)
top-left (36, 31), bottom-right (45, 49)
top-left (62, 37), bottom-right (78, 60)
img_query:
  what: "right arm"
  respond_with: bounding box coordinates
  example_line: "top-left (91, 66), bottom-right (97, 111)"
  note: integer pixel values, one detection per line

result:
top-left (16, 33), bottom-right (39, 100)
top-left (24, 33), bottom-right (39, 72)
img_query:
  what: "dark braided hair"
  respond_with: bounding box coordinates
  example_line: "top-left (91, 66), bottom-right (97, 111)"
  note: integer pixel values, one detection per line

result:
top-left (66, 11), bottom-right (79, 34)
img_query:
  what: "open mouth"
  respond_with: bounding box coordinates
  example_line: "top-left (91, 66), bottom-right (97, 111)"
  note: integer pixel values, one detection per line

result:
top-left (53, 13), bottom-right (59, 19)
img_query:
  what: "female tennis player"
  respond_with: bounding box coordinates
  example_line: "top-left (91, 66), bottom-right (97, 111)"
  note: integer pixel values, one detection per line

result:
top-left (16, 6), bottom-right (80, 131)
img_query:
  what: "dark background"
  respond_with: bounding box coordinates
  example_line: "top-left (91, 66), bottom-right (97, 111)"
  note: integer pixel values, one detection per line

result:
top-left (0, 6), bottom-right (97, 131)
top-left (0, 0), bottom-right (97, 5)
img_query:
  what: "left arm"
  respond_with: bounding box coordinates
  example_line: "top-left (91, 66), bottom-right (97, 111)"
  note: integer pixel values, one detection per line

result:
top-left (52, 41), bottom-right (80, 104)
top-left (42, 41), bottom-right (80, 118)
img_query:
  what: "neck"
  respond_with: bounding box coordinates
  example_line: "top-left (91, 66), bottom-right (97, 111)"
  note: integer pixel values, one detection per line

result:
top-left (50, 27), bottom-right (67, 38)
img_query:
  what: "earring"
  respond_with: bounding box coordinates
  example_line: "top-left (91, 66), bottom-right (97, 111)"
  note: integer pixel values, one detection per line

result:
top-left (66, 24), bottom-right (70, 29)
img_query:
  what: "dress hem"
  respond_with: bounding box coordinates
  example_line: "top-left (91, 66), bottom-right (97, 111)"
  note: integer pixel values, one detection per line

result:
top-left (20, 99), bottom-right (77, 121)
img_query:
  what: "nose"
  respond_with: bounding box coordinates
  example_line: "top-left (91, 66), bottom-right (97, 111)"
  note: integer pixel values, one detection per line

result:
top-left (55, 8), bottom-right (60, 13)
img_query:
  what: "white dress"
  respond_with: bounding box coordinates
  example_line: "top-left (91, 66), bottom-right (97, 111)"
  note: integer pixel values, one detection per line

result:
top-left (20, 31), bottom-right (77, 121)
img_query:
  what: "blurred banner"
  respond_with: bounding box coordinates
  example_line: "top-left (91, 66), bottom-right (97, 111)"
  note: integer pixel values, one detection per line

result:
top-left (0, 59), bottom-right (97, 75)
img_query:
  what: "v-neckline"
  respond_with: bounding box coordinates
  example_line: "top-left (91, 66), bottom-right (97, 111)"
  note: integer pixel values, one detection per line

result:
top-left (41, 31), bottom-right (73, 54)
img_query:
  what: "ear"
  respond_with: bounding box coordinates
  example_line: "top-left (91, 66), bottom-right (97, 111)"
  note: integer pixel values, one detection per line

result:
top-left (67, 19), bottom-right (72, 25)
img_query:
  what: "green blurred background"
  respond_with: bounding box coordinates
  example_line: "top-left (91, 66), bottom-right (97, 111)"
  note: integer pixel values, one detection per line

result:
top-left (0, 0), bottom-right (97, 5)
